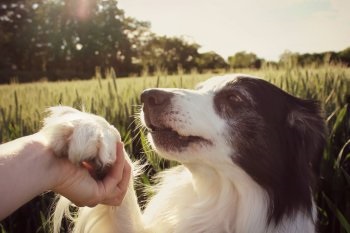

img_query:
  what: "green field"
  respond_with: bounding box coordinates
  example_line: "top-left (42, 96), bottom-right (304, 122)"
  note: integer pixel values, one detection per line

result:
top-left (0, 66), bottom-right (350, 233)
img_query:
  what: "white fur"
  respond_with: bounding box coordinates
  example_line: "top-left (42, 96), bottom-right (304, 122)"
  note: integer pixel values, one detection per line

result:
top-left (41, 106), bottom-right (120, 166)
top-left (48, 75), bottom-right (316, 233)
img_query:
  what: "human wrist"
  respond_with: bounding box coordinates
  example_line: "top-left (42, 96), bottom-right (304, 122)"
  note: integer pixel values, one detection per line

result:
top-left (0, 133), bottom-right (59, 219)
top-left (27, 133), bottom-right (65, 193)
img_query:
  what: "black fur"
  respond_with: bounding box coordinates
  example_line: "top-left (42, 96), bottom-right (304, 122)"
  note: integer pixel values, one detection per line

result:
top-left (214, 76), bottom-right (326, 224)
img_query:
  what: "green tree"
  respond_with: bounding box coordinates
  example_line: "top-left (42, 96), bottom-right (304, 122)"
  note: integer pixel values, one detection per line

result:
top-left (139, 36), bottom-right (201, 74)
top-left (279, 50), bottom-right (299, 68)
top-left (0, 0), bottom-right (147, 81)
top-left (196, 51), bottom-right (228, 72)
top-left (122, 16), bottom-right (153, 75)
top-left (0, 0), bottom-right (39, 74)
top-left (228, 51), bottom-right (262, 69)
top-left (339, 47), bottom-right (350, 66)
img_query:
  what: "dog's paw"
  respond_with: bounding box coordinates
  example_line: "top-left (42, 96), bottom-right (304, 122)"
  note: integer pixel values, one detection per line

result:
top-left (40, 106), bottom-right (121, 170)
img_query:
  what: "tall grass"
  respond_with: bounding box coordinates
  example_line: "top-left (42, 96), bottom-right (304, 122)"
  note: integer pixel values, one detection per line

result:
top-left (0, 66), bottom-right (349, 232)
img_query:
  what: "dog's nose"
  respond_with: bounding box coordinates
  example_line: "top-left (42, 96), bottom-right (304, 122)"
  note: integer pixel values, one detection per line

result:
top-left (141, 89), bottom-right (173, 107)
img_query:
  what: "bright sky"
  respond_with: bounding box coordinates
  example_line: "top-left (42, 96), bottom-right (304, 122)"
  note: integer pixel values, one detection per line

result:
top-left (118, 0), bottom-right (350, 61)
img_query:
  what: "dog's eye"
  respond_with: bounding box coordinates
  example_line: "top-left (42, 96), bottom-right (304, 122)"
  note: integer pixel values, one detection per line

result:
top-left (228, 94), bottom-right (243, 103)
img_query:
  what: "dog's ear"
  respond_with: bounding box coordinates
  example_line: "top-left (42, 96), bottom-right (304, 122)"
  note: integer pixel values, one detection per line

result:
top-left (286, 99), bottom-right (326, 173)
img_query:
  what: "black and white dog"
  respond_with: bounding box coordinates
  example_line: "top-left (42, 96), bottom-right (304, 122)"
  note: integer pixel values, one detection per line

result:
top-left (49, 74), bottom-right (326, 233)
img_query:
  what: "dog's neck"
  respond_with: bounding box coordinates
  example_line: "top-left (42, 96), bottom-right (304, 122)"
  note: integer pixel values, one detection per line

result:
top-left (184, 162), bottom-right (258, 193)
top-left (184, 162), bottom-right (271, 232)
top-left (185, 163), bottom-right (224, 192)
top-left (178, 162), bottom-right (236, 232)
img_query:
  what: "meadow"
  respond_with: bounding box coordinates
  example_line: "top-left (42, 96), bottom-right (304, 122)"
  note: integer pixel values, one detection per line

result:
top-left (0, 66), bottom-right (349, 233)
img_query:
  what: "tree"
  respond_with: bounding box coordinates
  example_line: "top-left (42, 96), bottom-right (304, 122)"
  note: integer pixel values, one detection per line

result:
top-left (339, 47), bottom-right (350, 66)
top-left (228, 51), bottom-right (262, 69)
top-left (0, 0), bottom-right (147, 81)
top-left (196, 51), bottom-right (228, 72)
top-left (278, 49), bottom-right (350, 68)
top-left (139, 36), bottom-right (201, 74)
top-left (0, 0), bottom-right (39, 75)
top-left (279, 50), bottom-right (299, 68)
top-left (122, 16), bottom-right (153, 75)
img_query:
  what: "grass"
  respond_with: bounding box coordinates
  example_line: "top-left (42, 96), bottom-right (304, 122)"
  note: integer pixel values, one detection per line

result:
top-left (0, 66), bottom-right (349, 232)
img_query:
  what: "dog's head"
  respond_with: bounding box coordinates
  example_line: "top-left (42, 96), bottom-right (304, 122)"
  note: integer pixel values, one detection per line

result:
top-left (140, 74), bottom-right (326, 222)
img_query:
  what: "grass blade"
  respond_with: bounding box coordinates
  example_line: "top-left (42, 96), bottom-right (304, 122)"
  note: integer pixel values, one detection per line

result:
top-left (323, 193), bottom-right (350, 233)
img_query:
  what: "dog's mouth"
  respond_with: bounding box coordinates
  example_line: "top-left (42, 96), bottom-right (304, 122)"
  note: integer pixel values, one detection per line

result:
top-left (145, 122), bottom-right (211, 151)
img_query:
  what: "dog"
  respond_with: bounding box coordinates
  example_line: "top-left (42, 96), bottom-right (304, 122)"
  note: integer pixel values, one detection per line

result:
top-left (47, 74), bottom-right (326, 233)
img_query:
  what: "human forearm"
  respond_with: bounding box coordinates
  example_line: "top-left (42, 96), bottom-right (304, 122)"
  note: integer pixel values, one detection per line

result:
top-left (0, 132), bottom-right (131, 220)
top-left (0, 133), bottom-right (57, 220)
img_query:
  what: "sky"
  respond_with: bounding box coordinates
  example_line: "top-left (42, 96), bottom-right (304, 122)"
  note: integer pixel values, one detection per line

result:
top-left (118, 0), bottom-right (350, 61)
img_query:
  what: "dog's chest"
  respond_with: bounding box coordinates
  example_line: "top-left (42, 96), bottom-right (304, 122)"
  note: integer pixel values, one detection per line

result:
top-left (142, 167), bottom-right (237, 233)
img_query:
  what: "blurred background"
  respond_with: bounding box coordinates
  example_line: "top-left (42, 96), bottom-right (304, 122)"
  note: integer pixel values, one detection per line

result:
top-left (0, 0), bottom-right (349, 83)
top-left (0, 0), bottom-right (349, 232)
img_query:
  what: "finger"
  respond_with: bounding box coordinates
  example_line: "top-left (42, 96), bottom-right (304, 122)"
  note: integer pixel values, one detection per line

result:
top-left (117, 160), bottom-right (131, 195)
top-left (101, 161), bottom-right (132, 205)
top-left (91, 143), bottom-right (126, 204)
top-left (101, 142), bottom-right (126, 193)
top-left (111, 142), bottom-right (127, 183)
top-left (81, 161), bottom-right (96, 177)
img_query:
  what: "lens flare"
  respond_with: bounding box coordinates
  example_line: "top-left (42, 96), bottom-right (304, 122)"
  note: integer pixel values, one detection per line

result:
top-left (68, 0), bottom-right (94, 21)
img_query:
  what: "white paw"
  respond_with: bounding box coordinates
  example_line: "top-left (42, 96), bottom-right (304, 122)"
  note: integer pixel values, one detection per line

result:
top-left (40, 106), bottom-right (121, 169)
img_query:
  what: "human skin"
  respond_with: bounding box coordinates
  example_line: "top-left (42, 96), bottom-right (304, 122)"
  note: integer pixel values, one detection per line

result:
top-left (0, 133), bottom-right (131, 220)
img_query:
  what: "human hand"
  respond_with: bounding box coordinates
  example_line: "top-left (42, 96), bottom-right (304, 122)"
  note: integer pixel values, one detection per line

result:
top-left (51, 142), bottom-right (131, 207)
